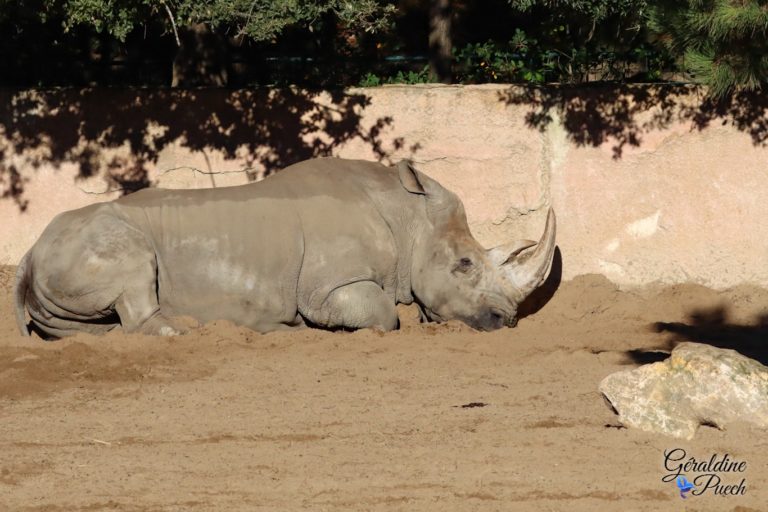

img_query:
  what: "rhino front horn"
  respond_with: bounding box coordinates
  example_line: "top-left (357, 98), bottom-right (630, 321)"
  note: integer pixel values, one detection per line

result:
top-left (501, 208), bottom-right (557, 300)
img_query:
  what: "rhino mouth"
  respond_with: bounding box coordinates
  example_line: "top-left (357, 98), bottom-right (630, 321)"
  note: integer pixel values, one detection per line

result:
top-left (417, 304), bottom-right (515, 330)
top-left (422, 305), bottom-right (444, 323)
top-left (412, 297), bottom-right (515, 330)
top-left (413, 298), bottom-right (443, 324)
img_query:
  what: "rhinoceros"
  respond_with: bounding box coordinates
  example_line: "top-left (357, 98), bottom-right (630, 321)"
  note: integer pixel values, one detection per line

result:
top-left (14, 157), bottom-right (556, 338)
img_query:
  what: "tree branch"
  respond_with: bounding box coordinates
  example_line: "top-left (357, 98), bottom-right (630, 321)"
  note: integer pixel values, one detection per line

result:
top-left (162, 1), bottom-right (181, 47)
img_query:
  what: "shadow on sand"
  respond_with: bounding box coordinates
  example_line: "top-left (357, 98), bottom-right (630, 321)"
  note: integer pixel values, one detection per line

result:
top-left (625, 305), bottom-right (768, 366)
top-left (518, 246), bottom-right (562, 320)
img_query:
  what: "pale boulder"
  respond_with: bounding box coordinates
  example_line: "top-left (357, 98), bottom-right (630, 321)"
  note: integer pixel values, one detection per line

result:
top-left (600, 342), bottom-right (768, 439)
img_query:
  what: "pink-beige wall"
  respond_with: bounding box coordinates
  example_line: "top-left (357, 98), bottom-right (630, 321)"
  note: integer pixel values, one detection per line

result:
top-left (1, 85), bottom-right (766, 289)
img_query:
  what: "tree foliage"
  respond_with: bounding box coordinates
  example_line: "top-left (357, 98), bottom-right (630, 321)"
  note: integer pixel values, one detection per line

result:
top-left (59, 0), bottom-right (395, 42)
top-left (495, 0), bottom-right (656, 84)
top-left (2, 0), bottom-right (768, 94)
top-left (648, 0), bottom-right (768, 97)
top-left (507, 0), bottom-right (649, 22)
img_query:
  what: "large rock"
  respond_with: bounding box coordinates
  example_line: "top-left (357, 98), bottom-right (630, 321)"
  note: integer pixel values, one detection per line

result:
top-left (600, 342), bottom-right (768, 439)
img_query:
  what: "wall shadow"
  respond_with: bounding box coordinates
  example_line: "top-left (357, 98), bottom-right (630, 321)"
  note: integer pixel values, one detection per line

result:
top-left (499, 84), bottom-right (768, 159)
top-left (0, 87), bottom-right (405, 211)
top-left (633, 305), bottom-right (768, 365)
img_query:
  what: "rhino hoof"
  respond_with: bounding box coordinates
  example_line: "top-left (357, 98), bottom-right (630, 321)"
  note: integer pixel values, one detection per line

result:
top-left (138, 314), bottom-right (192, 337)
top-left (158, 326), bottom-right (183, 337)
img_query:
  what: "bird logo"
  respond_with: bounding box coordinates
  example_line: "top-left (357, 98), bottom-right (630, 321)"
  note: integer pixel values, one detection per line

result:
top-left (676, 476), bottom-right (695, 498)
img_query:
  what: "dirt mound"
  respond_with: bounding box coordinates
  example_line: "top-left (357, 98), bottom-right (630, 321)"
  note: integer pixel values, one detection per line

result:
top-left (1, 266), bottom-right (766, 511)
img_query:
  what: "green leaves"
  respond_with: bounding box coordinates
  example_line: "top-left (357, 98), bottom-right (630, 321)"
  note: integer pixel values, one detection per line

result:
top-left (507, 0), bottom-right (649, 23)
top-left (63, 0), bottom-right (152, 40)
top-left (55, 0), bottom-right (394, 43)
top-left (454, 33), bottom-right (550, 84)
top-left (359, 65), bottom-right (434, 87)
top-left (648, 0), bottom-right (768, 97)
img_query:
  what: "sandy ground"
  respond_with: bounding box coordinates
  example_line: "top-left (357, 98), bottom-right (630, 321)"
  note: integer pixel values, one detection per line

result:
top-left (1, 265), bottom-right (767, 512)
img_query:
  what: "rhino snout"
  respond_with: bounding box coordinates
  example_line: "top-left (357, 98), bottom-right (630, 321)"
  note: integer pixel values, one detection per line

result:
top-left (471, 308), bottom-right (513, 331)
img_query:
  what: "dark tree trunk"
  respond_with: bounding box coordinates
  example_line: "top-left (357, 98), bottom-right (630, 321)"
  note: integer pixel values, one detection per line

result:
top-left (171, 23), bottom-right (229, 87)
top-left (429, 0), bottom-right (452, 84)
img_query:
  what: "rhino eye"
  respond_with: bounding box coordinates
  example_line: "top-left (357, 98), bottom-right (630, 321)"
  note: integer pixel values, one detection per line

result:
top-left (454, 257), bottom-right (474, 273)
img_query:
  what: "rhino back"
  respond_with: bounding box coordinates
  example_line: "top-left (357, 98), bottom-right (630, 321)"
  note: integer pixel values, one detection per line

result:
top-left (111, 158), bottom-right (416, 325)
top-left (111, 179), bottom-right (300, 325)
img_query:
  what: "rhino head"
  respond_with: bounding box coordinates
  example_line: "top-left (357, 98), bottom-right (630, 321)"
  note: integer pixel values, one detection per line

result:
top-left (398, 161), bottom-right (556, 331)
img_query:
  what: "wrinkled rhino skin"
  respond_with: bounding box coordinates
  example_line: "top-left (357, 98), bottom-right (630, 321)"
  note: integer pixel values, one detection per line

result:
top-left (600, 342), bottom-right (768, 439)
top-left (15, 157), bottom-right (556, 338)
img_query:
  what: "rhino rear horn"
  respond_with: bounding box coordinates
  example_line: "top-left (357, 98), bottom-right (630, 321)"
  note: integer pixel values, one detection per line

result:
top-left (501, 208), bottom-right (557, 299)
top-left (488, 239), bottom-right (538, 266)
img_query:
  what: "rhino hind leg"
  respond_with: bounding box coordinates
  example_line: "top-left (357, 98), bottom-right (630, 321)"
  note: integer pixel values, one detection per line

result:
top-left (311, 280), bottom-right (398, 331)
top-left (26, 301), bottom-right (118, 338)
top-left (28, 207), bottom-right (184, 337)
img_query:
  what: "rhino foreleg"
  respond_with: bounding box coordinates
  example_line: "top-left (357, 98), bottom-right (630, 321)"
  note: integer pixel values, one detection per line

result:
top-left (114, 291), bottom-right (185, 336)
top-left (312, 281), bottom-right (398, 331)
top-left (111, 257), bottom-right (187, 336)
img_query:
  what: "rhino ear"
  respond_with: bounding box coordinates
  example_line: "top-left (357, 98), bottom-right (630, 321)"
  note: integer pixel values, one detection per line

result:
top-left (397, 160), bottom-right (426, 195)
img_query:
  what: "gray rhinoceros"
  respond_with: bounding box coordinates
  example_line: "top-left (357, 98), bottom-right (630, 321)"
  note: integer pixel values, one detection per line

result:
top-left (14, 157), bottom-right (556, 338)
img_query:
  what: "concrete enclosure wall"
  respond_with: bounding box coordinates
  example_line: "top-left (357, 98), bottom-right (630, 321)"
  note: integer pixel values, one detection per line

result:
top-left (1, 85), bottom-right (767, 289)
